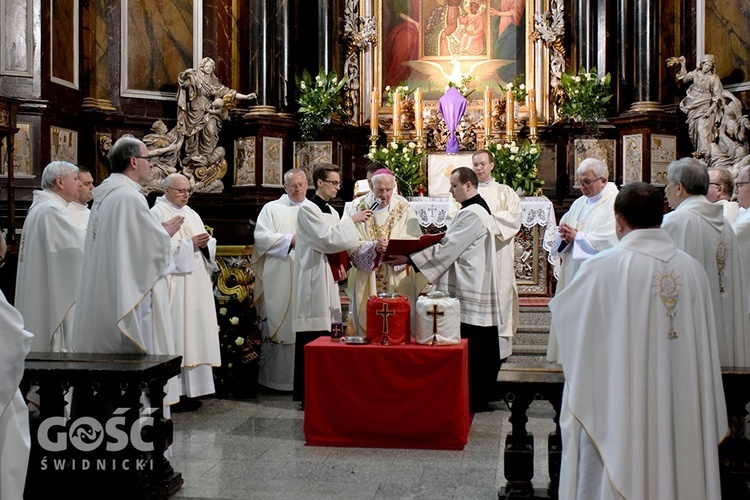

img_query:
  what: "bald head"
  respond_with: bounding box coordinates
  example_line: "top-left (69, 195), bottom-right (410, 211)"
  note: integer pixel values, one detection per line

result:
top-left (163, 173), bottom-right (192, 207)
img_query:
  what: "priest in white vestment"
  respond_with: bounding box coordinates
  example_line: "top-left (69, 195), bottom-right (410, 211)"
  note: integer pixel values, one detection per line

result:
top-left (388, 167), bottom-right (501, 412)
top-left (550, 182), bottom-right (727, 500)
top-left (251, 169), bottom-right (308, 391)
top-left (662, 157), bottom-right (749, 367)
top-left (445, 149), bottom-right (521, 358)
top-left (708, 166), bottom-right (739, 226)
top-left (0, 231), bottom-right (33, 500)
top-left (72, 137), bottom-right (184, 404)
top-left (16, 161), bottom-right (85, 352)
top-left (151, 173), bottom-right (221, 402)
top-left (732, 166), bottom-right (750, 326)
top-left (292, 163), bottom-right (370, 402)
top-left (547, 158), bottom-right (618, 361)
top-left (67, 166), bottom-right (94, 230)
top-left (344, 168), bottom-right (424, 336)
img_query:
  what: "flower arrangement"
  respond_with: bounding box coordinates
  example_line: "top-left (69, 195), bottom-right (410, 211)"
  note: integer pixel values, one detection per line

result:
top-left (213, 295), bottom-right (262, 398)
top-left (488, 139), bottom-right (543, 196)
top-left (384, 84), bottom-right (414, 107)
top-left (296, 68), bottom-right (346, 141)
top-left (506, 74), bottom-right (527, 102)
top-left (446, 73), bottom-right (476, 98)
top-left (559, 67), bottom-right (612, 134)
top-left (366, 141), bottom-right (426, 197)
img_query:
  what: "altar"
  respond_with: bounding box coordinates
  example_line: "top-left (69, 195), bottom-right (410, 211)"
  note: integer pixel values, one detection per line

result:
top-left (303, 337), bottom-right (470, 450)
top-left (409, 196), bottom-right (558, 296)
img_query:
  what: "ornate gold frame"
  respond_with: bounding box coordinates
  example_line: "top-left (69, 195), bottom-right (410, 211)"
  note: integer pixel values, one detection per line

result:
top-left (365, 0), bottom-right (551, 125)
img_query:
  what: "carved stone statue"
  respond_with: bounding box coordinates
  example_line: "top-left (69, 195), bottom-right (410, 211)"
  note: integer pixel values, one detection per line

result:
top-left (708, 91), bottom-right (750, 172)
top-left (672, 54), bottom-right (723, 158)
top-left (176, 57), bottom-right (255, 192)
top-left (142, 120), bottom-right (184, 195)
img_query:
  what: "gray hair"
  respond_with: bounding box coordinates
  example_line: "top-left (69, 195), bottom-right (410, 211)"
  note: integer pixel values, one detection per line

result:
top-left (41, 161), bottom-right (79, 190)
top-left (162, 173), bottom-right (190, 190)
top-left (371, 172), bottom-right (396, 187)
top-left (108, 137), bottom-right (145, 174)
top-left (667, 157), bottom-right (709, 196)
top-left (283, 168), bottom-right (305, 185)
top-left (577, 158), bottom-right (609, 179)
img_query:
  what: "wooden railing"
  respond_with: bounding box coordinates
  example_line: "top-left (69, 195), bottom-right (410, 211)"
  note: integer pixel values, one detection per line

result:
top-left (497, 363), bottom-right (750, 499)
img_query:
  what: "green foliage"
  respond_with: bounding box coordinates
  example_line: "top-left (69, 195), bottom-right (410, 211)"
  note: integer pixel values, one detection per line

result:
top-left (506, 74), bottom-right (528, 102)
top-left (384, 84), bottom-right (414, 107)
top-left (366, 141), bottom-right (426, 197)
top-left (446, 73), bottom-right (476, 98)
top-left (559, 67), bottom-right (612, 135)
top-left (296, 68), bottom-right (347, 141)
top-left (488, 140), bottom-right (544, 196)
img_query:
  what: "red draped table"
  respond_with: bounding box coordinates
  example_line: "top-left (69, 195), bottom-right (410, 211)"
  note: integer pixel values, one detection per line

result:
top-left (303, 337), bottom-right (470, 449)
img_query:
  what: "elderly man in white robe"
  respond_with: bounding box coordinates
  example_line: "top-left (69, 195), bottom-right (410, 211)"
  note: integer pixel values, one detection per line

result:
top-left (663, 157), bottom-right (749, 367)
top-left (732, 166), bottom-right (750, 330)
top-left (293, 163), bottom-right (370, 403)
top-left (0, 231), bottom-right (33, 500)
top-left (707, 166), bottom-right (740, 225)
top-left (388, 167), bottom-right (501, 412)
top-left (67, 165), bottom-right (94, 230)
top-left (345, 168), bottom-right (424, 336)
top-left (151, 173), bottom-right (221, 410)
top-left (251, 168), bottom-right (308, 392)
top-left (16, 161), bottom-right (85, 352)
top-left (72, 137), bottom-right (184, 404)
top-left (547, 158), bottom-right (618, 361)
top-left (551, 182), bottom-right (727, 500)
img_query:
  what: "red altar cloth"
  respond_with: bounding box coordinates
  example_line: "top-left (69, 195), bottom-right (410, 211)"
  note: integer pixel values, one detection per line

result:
top-left (303, 337), bottom-right (470, 450)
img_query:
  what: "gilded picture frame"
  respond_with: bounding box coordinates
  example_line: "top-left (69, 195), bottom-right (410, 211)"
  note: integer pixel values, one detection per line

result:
top-left (373, 0), bottom-right (548, 121)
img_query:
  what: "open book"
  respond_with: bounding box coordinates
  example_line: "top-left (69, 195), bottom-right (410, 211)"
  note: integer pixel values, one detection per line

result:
top-left (384, 233), bottom-right (445, 258)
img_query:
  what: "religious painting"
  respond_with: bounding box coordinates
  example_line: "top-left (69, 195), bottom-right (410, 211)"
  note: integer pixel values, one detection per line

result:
top-left (234, 136), bottom-right (256, 187)
top-left (121, 0), bottom-right (202, 100)
top-left (293, 141), bottom-right (333, 187)
top-left (50, 126), bottom-right (77, 164)
top-left (0, 121), bottom-right (33, 177)
top-left (51, 0), bottom-right (78, 89)
top-left (701, 0), bottom-right (750, 92)
top-left (572, 139), bottom-right (616, 188)
top-left (378, 0), bottom-right (535, 100)
top-left (622, 134), bottom-right (643, 185)
top-left (426, 152), bottom-right (473, 196)
top-left (1, 0), bottom-right (33, 76)
top-left (650, 134), bottom-right (676, 186)
top-left (262, 136), bottom-right (283, 188)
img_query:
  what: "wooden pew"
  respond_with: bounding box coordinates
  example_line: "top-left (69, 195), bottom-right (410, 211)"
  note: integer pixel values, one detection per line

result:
top-left (21, 352), bottom-right (183, 499)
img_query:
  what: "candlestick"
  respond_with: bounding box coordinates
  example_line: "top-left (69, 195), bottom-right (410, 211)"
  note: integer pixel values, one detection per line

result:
top-left (506, 90), bottom-right (514, 138)
top-left (528, 88), bottom-right (537, 129)
top-left (370, 88), bottom-right (379, 137)
top-left (414, 88), bottom-right (423, 133)
top-left (484, 86), bottom-right (492, 133)
top-left (393, 92), bottom-right (402, 140)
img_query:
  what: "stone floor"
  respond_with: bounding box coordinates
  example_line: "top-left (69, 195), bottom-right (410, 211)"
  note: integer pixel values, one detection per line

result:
top-left (170, 389), bottom-right (557, 500)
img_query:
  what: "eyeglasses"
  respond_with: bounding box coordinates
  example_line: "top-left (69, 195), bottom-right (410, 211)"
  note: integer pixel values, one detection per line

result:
top-left (735, 181), bottom-right (750, 189)
top-left (577, 177), bottom-right (605, 188)
top-left (166, 187), bottom-right (192, 195)
top-left (321, 180), bottom-right (341, 187)
top-left (131, 156), bottom-right (149, 160)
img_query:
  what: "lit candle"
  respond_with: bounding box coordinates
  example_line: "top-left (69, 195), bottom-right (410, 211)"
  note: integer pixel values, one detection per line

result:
top-left (484, 86), bottom-right (492, 133)
top-left (528, 88), bottom-right (537, 130)
top-left (393, 92), bottom-right (402, 138)
top-left (371, 87), bottom-right (379, 136)
top-left (506, 90), bottom-right (514, 136)
top-left (414, 87), bottom-right (423, 133)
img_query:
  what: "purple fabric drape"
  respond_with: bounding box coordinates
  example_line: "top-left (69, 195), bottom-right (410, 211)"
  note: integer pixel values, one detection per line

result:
top-left (438, 87), bottom-right (467, 154)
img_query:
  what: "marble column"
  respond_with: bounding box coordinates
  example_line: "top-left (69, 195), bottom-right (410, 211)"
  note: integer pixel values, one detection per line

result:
top-left (249, 0), bottom-right (276, 109)
top-left (629, 0), bottom-right (661, 112)
top-left (318, 0), bottom-right (333, 72)
top-left (573, 0), bottom-right (597, 71)
top-left (275, 0), bottom-right (292, 111)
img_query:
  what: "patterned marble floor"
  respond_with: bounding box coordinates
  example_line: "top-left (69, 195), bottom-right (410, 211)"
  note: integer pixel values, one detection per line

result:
top-left (169, 389), bottom-right (556, 500)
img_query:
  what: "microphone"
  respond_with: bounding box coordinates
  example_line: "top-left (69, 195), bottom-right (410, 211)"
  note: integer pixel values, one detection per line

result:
top-left (369, 199), bottom-right (381, 210)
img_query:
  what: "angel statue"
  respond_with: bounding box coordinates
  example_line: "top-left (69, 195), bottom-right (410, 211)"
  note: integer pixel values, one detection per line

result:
top-left (141, 120), bottom-right (184, 195)
top-left (176, 57), bottom-right (255, 191)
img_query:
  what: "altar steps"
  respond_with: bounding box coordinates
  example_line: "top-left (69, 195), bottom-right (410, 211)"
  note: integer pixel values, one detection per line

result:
top-left (509, 303), bottom-right (552, 364)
